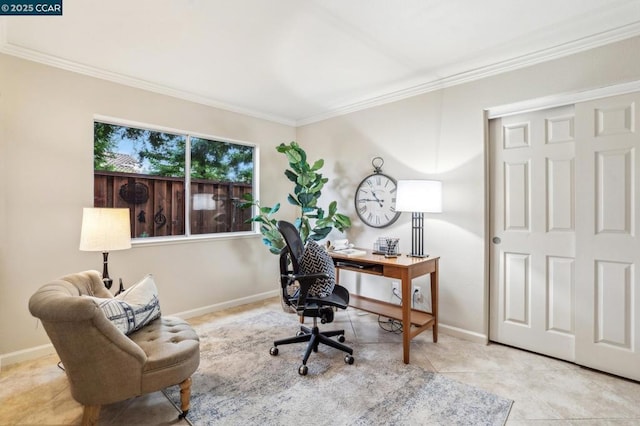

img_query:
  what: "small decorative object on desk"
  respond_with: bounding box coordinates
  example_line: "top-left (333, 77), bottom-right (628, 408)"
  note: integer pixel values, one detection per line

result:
top-left (373, 237), bottom-right (399, 257)
top-left (334, 248), bottom-right (367, 257)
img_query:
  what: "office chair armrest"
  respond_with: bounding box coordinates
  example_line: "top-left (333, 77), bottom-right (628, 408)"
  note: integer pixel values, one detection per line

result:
top-left (281, 272), bottom-right (329, 311)
top-left (282, 272), bottom-right (330, 282)
top-left (281, 272), bottom-right (329, 297)
top-left (332, 284), bottom-right (350, 304)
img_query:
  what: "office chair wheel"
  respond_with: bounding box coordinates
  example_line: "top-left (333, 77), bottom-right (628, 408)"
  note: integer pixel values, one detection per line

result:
top-left (270, 347), bottom-right (279, 356)
top-left (338, 335), bottom-right (346, 343)
top-left (298, 364), bottom-right (308, 376)
top-left (296, 330), bottom-right (305, 336)
top-left (345, 355), bottom-right (354, 365)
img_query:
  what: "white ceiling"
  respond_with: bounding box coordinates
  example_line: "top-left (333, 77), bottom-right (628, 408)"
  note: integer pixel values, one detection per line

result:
top-left (2, 0), bottom-right (640, 125)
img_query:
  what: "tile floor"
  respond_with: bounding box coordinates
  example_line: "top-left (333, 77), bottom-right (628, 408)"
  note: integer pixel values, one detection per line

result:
top-left (1, 298), bottom-right (639, 425)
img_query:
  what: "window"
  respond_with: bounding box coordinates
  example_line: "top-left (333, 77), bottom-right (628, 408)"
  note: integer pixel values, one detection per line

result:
top-left (93, 119), bottom-right (255, 239)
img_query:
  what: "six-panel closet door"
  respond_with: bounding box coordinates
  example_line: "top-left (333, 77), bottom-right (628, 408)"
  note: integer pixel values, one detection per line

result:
top-left (574, 92), bottom-right (640, 380)
top-left (489, 105), bottom-right (577, 362)
top-left (489, 91), bottom-right (640, 381)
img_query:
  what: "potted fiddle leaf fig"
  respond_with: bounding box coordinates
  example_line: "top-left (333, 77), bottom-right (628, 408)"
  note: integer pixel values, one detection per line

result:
top-left (240, 141), bottom-right (351, 254)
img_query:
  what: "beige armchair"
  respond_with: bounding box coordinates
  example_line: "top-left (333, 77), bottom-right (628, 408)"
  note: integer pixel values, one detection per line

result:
top-left (28, 270), bottom-right (200, 425)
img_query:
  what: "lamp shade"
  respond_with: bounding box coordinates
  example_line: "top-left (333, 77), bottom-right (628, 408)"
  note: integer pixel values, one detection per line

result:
top-left (395, 180), bottom-right (442, 213)
top-left (79, 208), bottom-right (132, 251)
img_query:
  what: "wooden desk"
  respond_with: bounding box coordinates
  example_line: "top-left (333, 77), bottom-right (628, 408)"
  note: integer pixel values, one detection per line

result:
top-left (329, 250), bottom-right (439, 364)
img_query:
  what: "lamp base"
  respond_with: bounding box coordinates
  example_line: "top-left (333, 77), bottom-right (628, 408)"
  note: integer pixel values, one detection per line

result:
top-left (102, 251), bottom-right (112, 289)
top-left (409, 212), bottom-right (429, 258)
top-left (406, 253), bottom-right (429, 258)
top-left (102, 277), bottom-right (113, 289)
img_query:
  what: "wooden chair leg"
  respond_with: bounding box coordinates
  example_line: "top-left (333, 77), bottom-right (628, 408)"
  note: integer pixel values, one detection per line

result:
top-left (81, 405), bottom-right (100, 426)
top-left (178, 377), bottom-right (192, 419)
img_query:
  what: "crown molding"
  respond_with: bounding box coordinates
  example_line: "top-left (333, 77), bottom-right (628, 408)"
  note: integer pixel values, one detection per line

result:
top-left (296, 21), bottom-right (640, 126)
top-left (2, 17), bottom-right (640, 128)
top-left (0, 37), bottom-right (297, 127)
top-left (486, 79), bottom-right (640, 119)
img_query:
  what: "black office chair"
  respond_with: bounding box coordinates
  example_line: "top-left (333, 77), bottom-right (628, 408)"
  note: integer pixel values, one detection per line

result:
top-left (269, 220), bottom-right (355, 375)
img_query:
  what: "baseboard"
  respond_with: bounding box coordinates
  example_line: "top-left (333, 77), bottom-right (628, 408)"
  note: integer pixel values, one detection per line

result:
top-left (166, 289), bottom-right (279, 320)
top-left (1, 290), bottom-right (279, 370)
top-left (0, 343), bottom-right (57, 371)
top-left (439, 323), bottom-right (488, 345)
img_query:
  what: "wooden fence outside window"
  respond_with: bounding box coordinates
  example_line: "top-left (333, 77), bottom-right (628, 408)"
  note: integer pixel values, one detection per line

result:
top-left (94, 171), bottom-right (253, 238)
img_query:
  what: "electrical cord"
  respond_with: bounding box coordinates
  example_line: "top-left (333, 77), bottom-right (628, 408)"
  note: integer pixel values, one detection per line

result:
top-left (377, 287), bottom-right (404, 333)
top-left (378, 315), bottom-right (402, 333)
top-left (377, 287), bottom-right (421, 334)
top-left (393, 287), bottom-right (421, 307)
top-left (392, 287), bottom-right (402, 301)
top-left (377, 287), bottom-right (403, 334)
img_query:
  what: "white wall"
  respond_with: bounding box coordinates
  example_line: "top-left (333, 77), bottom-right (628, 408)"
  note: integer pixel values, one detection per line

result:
top-left (0, 53), bottom-right (295, 363)
top-left (297, 35), bottom-right (640, 340)
top-left (3, 35), bottom-right (640, 365)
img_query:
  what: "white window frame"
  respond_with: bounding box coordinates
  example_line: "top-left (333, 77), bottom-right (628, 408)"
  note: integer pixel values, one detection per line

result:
top-left (93, 114), bottom-right (260, 246)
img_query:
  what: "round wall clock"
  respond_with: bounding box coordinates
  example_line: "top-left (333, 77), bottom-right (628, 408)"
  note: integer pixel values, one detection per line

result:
top-left (354, 157), bottom-right (401, 228)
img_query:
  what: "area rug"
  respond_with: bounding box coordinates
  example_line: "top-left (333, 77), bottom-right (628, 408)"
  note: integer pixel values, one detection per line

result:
top-left (165, 308), bottom-right (512, 425)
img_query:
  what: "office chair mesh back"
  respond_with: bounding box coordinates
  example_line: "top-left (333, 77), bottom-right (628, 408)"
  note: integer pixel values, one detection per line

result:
top-left (272, 220), bottom-right (354, 375)
top-left (278, 220), bottom-right (304, 270)
top-left (277, 221), bottom-right (338, 310)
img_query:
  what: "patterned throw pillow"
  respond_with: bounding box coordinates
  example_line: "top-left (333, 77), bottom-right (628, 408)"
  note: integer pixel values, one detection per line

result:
top-left (84, 274), bottom-right (161, 335)
top-left (300, 240), bottom-right (336, 297)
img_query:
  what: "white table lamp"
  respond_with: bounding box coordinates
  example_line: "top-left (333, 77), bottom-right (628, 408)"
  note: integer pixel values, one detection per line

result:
top-left (395, 180), bottom-right (442, 257)
top-left (79, 208), bottom-right (131, 289)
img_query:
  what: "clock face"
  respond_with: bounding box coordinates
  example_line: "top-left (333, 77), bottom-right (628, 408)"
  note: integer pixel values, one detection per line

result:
top-left (354, 173), bottom-right (401, 228)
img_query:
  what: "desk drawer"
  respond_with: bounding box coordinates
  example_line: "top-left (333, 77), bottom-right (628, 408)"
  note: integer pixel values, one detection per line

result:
top-left (334, 260), bottom-right (383, 275)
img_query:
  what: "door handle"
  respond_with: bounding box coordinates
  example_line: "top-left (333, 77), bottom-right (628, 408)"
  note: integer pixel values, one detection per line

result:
top-left (492, 237), bottom-right (501, 244)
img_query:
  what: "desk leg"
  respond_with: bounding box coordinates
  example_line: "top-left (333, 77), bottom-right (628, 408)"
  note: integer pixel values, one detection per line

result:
top-left (401, 271), bottom-right (411, 364)
top-left (431, 258), bottom-right (439, 343)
